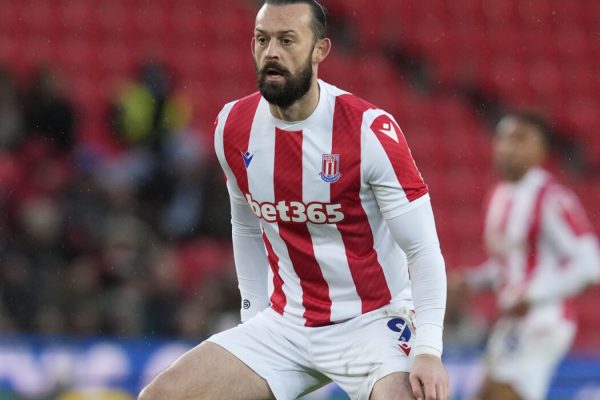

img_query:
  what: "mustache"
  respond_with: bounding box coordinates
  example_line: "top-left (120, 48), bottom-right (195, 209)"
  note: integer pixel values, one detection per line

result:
top-left (260, 61), bottom-right (290, 76)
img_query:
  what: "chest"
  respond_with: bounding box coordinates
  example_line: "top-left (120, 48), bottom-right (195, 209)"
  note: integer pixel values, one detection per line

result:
top-left (241, 126), bottom-right (362, 204)
top-left (485, 186), bottom-right (541, 254)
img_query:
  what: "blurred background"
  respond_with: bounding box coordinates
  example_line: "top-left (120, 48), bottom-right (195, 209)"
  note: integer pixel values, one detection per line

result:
top-left (0, 0), bottom-right (599, 399)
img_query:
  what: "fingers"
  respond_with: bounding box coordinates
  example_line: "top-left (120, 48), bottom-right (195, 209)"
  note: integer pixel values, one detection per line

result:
top-left (411, 374), bottom-right (449, 400)
top-left (423, 379), bottom-right (437, 400)
top-left (436, 381), bottom-right (449, 400)
top-left (409, 373), bottom-right (424, 400)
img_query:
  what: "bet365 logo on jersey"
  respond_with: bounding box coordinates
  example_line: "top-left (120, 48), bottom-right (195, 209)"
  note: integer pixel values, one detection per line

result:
top-left (246, 194), bottom-right (344, 224)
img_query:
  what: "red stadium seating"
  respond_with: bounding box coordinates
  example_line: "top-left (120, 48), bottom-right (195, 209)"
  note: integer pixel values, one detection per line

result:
top-left (1, 0), bottom-right (598, 348)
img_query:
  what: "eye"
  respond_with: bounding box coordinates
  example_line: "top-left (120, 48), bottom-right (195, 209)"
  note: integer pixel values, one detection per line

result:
top-left (256, 36), bottom-right (268, 46)
top-left (281, 37), bottom-right (294, 46)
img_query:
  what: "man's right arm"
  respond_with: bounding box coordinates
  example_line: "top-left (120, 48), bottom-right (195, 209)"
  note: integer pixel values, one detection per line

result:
top-left (229, 187), bottom-right (270, 322)
top-left (214, 104), bottom-right (270, 322)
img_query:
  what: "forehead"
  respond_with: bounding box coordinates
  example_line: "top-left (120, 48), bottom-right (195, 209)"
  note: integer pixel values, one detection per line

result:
top-left (496, 117), bottom-right (539, 140)
top-left (255, 3), bottom-right (313, 35)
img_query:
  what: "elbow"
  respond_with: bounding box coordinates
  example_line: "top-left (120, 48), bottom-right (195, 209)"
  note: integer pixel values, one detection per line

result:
top-left (405, 240), bottom-right (443, 263)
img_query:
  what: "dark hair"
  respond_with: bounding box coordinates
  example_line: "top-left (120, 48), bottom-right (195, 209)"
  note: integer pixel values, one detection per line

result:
top-left (264, 0), bottom-right (327, 40)
top-left (500, 111), bottom-right (552, 146)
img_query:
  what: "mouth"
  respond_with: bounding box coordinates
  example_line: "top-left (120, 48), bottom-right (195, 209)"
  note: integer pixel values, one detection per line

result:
top-left (264, 67), bottom-right (286, 81)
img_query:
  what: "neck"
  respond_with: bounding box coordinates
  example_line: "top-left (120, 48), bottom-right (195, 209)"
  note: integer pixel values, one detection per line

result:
top-left (505, 166), bottom-right (537, 183)
top-left (269, 78), bottom-right (320, 122)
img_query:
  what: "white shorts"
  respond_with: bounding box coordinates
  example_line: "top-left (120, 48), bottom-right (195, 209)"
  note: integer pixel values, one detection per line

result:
top-left (485, 315), bottom-right (576, 400)
top-left (208, 303), bottom-right (416, 400)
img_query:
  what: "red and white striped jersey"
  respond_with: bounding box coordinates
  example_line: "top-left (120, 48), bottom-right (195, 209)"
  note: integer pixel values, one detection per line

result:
top-left (214, 80), bottom-right (430, 327)
top-left (483, 167), bottom-right (600, 320)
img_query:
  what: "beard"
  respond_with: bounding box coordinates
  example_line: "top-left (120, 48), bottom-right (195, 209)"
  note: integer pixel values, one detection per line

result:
top-left (256, 54), bottom-right (313, 109)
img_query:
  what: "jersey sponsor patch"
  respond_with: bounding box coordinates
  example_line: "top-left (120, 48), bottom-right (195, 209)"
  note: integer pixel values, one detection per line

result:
top-left (320, 153), bottom-right (341, 183)
top-left (387, 317), bottom-right (413, 356)
top-left (246, 193), bottom-right (344, 224)
top-left (241, 151), bottom-right (254, 168)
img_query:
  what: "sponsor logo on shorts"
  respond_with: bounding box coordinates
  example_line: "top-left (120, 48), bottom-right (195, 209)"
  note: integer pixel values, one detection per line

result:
top-left (242, 299), bottom-right (251, 309)
top-left (387, 317), bottom-right (412, 356)
top-left (245, 194), bottom-right (344, 224)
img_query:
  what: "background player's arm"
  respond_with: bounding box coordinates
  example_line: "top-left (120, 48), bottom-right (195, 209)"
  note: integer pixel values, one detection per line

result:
top-left (525, 190), bottom-right (600, 304)
top-left (459, 258), bottom-right (502, 292)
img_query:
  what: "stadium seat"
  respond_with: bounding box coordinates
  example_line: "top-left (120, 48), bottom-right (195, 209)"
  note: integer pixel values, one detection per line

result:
top-left (2, 0), bottom-right (599, 346)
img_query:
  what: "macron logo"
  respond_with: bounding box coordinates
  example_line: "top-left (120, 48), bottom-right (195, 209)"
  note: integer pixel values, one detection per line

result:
top-left (241, 151), bottom-right (254, 168)
top-left (379, 122), bottom-right (399, 143)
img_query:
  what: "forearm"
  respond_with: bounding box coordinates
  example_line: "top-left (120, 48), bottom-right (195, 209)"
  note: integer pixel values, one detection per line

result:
top-left (465, 257), bottom-right (501, 291)
top-left (527, 237), bottom-right (600, 304)
top-left (232, 225), bottom-right (270, 321)
top-left (230, 197), bottom-right (270, 322)
top-left (408, 247), bottom-right (446, 357)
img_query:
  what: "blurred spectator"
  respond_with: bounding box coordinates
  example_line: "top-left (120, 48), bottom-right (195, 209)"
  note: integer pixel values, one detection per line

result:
top-left (142, 246), bottom-right (182, 337)
top-left (22, 67), bottom-right (76, 152)
top-left (0, 66), bottom-right (24, 149)
top-left (158, 128), bottom-right (209, 240)
top-left (112, 61), bottom-right (191, 151)
top-left (0, 60), bottom-right (236, 340)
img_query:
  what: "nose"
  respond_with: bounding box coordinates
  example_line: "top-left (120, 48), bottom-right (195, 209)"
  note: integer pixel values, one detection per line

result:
top-left (264, 40), bottom-right (281, 60)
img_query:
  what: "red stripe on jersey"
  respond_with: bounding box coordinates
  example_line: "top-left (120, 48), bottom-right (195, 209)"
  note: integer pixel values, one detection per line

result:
top-left (274, 127), bottom-right (332, 327)
top-left (331, 94), bottom-right (392, 313)
top-left (262, 232), bottom-right (286, 315)
top-left (525, 182), bottom-right (553, 279)
top-left (562, 297), bottom-right (577, 321)
top-left (370, 114), bottom-right (428, 202)
top-left (222, 92), bottom-right (262, 195)
top-left (558, 258), bottom-right (578, 321)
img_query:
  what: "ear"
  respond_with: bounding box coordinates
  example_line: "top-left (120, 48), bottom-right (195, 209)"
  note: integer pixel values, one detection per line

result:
top-left (312, 38), bottom-right (331, 64)
top-left (250, 36), bottom-right (256, 58)
top-left (251, 37), bottom-right (256, 58)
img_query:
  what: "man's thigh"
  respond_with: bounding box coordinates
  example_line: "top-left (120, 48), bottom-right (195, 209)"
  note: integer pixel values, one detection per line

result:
top-left (316, 303), bottom-right (415, 399)
top-left (370, 372), bottom-right (415, 400)
top-left (210, 309), bottom-right (330, 399)
top-left (138, 341), bottom-right (274, 400)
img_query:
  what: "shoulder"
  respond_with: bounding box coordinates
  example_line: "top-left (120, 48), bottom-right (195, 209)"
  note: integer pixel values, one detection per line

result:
top-left (214, 92), bottom-right (262, 146)
top-left (323, 82), bottom-right (398, 138)
top-left (323, 80), bottom-right (380, 116)
top-left (216, 92), bottom-right (262, 125)
top-left (539, 174), bottom-right (583, 211)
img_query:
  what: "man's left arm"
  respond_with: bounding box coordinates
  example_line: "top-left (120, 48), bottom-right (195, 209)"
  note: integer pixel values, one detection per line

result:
top-left (386, 199), bottom-right (448, 400)
top-left (364, 112), bottom-right (448, 399)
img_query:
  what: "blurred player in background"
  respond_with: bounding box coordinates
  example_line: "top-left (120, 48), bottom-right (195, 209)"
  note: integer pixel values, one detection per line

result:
top-left (140, 0), bottom-right (449, 399)
top-left (451, 112), bottom-right (600, 400)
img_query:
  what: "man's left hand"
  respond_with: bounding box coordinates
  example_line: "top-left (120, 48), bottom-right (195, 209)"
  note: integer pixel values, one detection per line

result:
top-left (504, 298), bottom-right (530, 318)
top-left (409, 354), bottom-right (449, 400)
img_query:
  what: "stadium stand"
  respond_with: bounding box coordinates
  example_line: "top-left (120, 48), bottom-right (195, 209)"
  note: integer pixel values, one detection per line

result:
top-left (0, 1), bottom-right (599, 398)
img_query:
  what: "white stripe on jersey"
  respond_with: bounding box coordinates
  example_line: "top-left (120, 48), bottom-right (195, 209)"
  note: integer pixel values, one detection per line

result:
top-left (300, 109), bottom-right (363, 321)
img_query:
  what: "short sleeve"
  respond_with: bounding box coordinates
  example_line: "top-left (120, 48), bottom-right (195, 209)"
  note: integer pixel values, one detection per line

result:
top-left (543, 186), bottom-right (595, 257)
top-left (364, 112), bottom-right (429, 219)
top-left (214, 101), bottom-right (248, 206)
